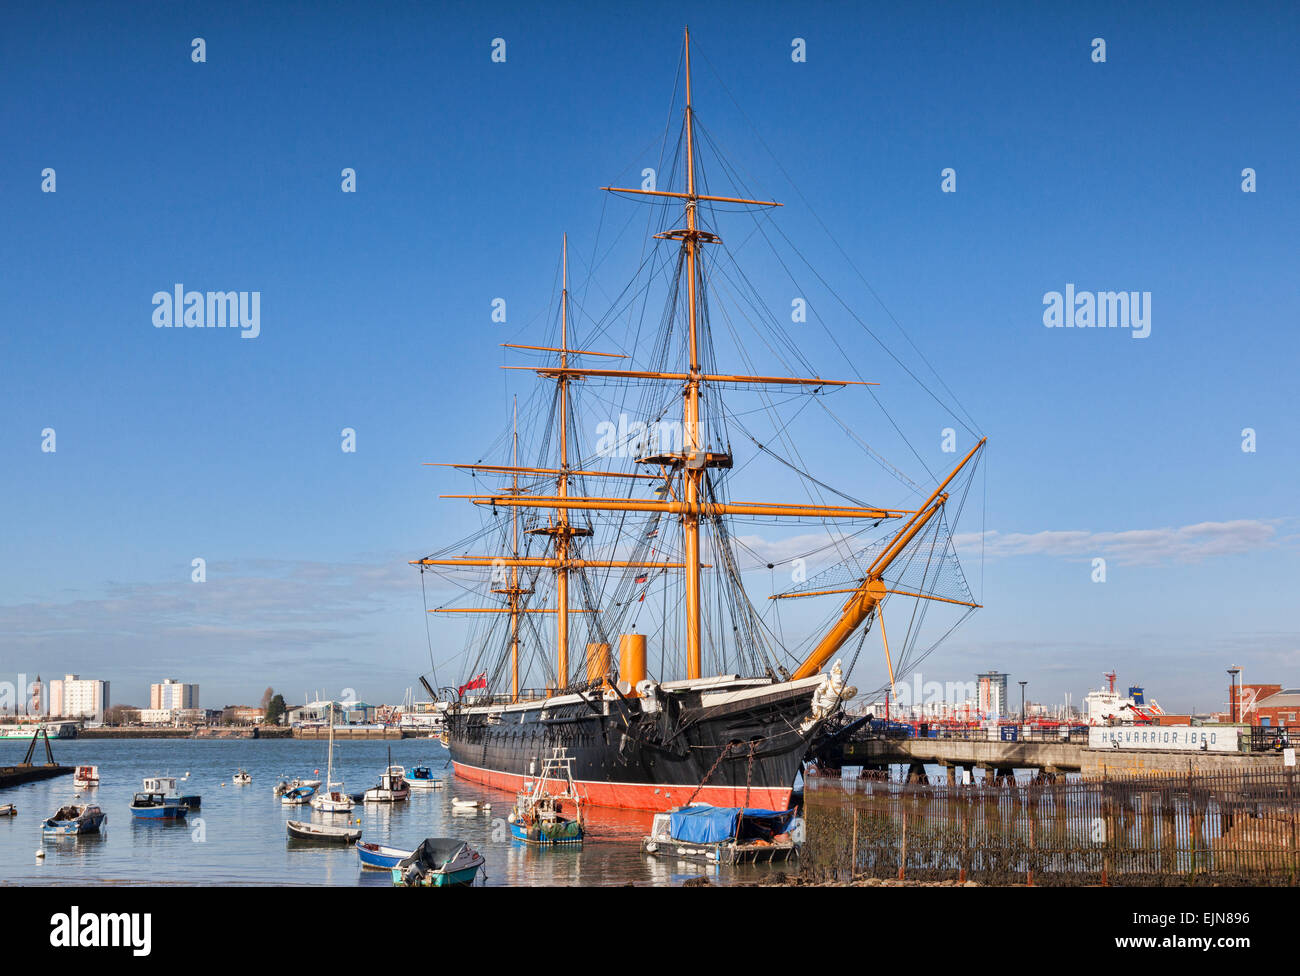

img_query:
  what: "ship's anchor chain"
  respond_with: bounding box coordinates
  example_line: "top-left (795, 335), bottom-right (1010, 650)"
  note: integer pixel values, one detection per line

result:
top-left (682, 738), bottom-right (759, 807)
top-left (743, 740), bottom-right (755, 809)
top-left (682, 740), bottom-right (739, 806)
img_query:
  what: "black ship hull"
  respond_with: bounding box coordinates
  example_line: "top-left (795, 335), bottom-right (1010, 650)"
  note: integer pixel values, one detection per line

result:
top-left (447, 677), bottom-right (825, 811)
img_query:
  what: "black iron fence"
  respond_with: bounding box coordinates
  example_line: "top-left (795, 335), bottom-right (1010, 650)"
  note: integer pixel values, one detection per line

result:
top-left (1248, 726), bottom-right (1297, 753)
top-left (803, 768), bottom-right (1300, 886)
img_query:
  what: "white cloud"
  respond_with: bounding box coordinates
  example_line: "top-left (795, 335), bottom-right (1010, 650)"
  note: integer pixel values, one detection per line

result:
top-left (0, 555), bottom-right (426, 699)
top-left (953, 518), bottom-right (1285, 566)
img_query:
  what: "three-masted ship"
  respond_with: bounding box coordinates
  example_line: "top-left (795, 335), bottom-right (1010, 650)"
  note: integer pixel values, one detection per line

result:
top-left (413, 29), bottom-right (985, 812)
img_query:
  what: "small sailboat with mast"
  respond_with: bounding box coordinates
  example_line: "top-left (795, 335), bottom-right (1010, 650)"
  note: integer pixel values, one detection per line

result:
top-left (414, 28), bottom-right (986, 813)
top-left (311, 702), bottom-right (354, 814)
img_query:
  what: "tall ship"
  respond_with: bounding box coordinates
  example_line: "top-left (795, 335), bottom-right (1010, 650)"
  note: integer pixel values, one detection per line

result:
top-left (413, 30), bottom-right (985, 812)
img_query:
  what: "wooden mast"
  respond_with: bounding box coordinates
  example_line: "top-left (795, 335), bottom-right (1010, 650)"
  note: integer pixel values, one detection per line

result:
top-left (681, 27), bottom-right (704, 679)
top-left (509, 399), bottom-right (520, 700)
top-left (421, 30), bottom-right (983, 699)
top-left (556, 234), bottom-right (572, 688)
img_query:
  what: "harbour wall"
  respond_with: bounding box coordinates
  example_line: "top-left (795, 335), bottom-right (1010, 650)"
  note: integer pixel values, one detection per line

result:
top-left (1082, 748), bottom-right (1288, 776)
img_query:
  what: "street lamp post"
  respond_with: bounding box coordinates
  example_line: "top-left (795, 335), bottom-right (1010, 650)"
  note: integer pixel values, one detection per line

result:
top-left (1227, 667), bottom-right (1241, 723)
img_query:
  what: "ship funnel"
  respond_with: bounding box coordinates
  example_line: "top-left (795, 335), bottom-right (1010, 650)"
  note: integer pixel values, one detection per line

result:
top-left (586, 643), bottom-right (611, 687)
top-left (618, 634), bottom-right (647, 696)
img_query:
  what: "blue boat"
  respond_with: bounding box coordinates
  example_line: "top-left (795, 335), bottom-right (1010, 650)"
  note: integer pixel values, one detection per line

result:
top-left (407, 765), bottom-right (444, 790)
top-left (130, 792), bottom-right (188, 819)
top-left (142, 775), bottom-right (201, 810)
top-left (641, 805), bottom-right (801, 865)
top-left (390, 838), bottom-right (484, 887)
top-left (42, 803), bottom-right (107, 836)
top-left (355, 840), bottom-right (412, 869)
top-left (281, 785), bottom-right (316, 805)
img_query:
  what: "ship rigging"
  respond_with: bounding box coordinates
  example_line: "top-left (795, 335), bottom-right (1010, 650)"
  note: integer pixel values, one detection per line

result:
top-left (411, 29), bottom-right (986, 811)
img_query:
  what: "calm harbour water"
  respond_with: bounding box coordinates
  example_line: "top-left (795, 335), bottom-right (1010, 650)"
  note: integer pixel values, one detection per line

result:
top-left (1, 737), bottom-right (791, 886)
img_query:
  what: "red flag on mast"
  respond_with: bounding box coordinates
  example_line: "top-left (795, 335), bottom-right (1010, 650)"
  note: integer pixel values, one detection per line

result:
top-left (458, 672), bottom-right (488, 696)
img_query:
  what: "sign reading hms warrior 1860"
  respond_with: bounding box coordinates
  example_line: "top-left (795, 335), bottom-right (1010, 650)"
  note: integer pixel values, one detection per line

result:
top-left (1088, 726), bottom-right (1242, 753)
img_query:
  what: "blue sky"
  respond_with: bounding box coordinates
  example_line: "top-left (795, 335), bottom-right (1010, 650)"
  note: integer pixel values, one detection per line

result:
top-left (1, 1), bottom-right (1296, 713)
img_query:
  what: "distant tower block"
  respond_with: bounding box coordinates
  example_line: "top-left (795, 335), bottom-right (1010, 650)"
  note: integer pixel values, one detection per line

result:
top-left (31, 675), bottom-right (42, 716)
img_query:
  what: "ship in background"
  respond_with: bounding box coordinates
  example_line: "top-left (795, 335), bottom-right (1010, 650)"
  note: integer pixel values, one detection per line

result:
top-left (1084, 671), bottom-right (1164, 725)
top-left (412, 29), bottom-right (986, 812)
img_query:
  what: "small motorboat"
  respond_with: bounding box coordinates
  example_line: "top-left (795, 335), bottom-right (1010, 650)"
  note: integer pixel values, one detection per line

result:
top-left (407, 765), bottom-right (444, 790)
top-left (130, 792), bottom-right (187, 820)
top-left (281, 785), bottom-right (317, 806)
top-left (232, 769), bottom-right (251, 785)
top-left (363, 766), bottom-right (410, 803)
top-left (73, 765), bottom-right (100, 789)
top-left (364, 747), bottom-right (409, 802)
top-left (42, 803), bottom-right (106, 836)
top-left (391, 838), bottom-right (484, 887)
top-left (451, 797), bottom-right (489, 811)
top-left (286, 819), bottom-right (362, 843)
top-left (356, 840), bottom-right (414, 870)
top-left (0, 804), bottom-right (17, 816)
top-left (276, 776), bottom-right (322, 796)
top-left (142, 775), bottom-right (200, 810)
top-left (641, 805), bottom-right (802, 865)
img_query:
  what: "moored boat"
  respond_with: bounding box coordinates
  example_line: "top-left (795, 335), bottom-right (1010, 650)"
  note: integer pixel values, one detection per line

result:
top-left (130, 792), bottom-right (187, 819)
top-left (42, 803), bottom-right (106, 836)
top-left (73, 765), bottom-right (100, 789)
top-left (286, 819), bottom-right (362, 843)
top-left (508, 748), bottom-right (584, 846)
top-left (356, 840), bottom-right (413, 870)
top-left (641, 804), bottom-right (801, 865)
top-left (450, 797), bottom-right (489, 811)
top-left (363, 751), bottom-right (409, 802)
top-left (142, 775), bottom-right (200, 810)
top-left (281, 785), bottom-right (316, 805)
top-left (311, 703), bottom-right (354, 814)
top-left (276, 776), bottom-right (320, 796)
top-left (312, 787), bottom-right (353, 813)
top-left (407, 765), bottom-right (443, 790)
top-left (390, 837), bottom-right (484, 887)
top-left (232, 769), bottom-right (251, 785)
top-left (0, 804), bottom-right (16, 816)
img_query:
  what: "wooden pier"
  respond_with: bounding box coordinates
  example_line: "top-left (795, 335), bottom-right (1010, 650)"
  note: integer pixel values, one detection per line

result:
top-left (0, 763), bottom-right (72, 789)
top-left (0, 725), bottom-right (72, 789)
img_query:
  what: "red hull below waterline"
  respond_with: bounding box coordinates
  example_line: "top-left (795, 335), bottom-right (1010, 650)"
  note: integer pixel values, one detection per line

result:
top-left (452, 760), bottom-right (793, 812)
